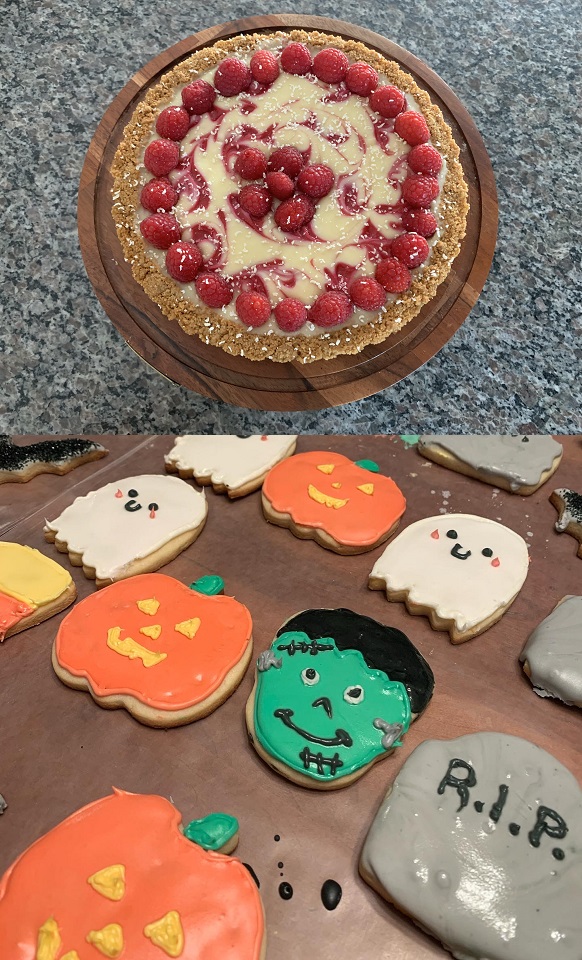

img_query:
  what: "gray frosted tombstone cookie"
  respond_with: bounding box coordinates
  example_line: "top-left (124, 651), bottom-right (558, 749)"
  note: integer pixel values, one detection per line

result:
top-left (520, 596), bottom-right (582, 706)
top-left (360, 732), bottom-right (582, 960)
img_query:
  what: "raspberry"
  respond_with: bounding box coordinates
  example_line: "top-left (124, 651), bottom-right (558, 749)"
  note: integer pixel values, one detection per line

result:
top-left (376, 257), bottom-right (412, 293)
top-left (345, 61), bottom-right (378, 96)
top-left (139, 213), bottom-right (181, 250)
top-left (349, 276), bottom-right (386, 311)
top-left (310, 291), bottom-right (353, 327)
top-left (407, 143), bottom-right (443, 176)
top-left (155, 106), bottom-right (190, 141)
top-left (369, 85), bottom-right (406, 119)
top-left (165, 241), bottom-right (203, 281)
top-left (195, 272), bottom-right (233, 308)
top-left (274, 298), bottom-right (308, 332)
top-left (394, 111), bottom-right (430, 145)
top-left (267, 146), bottom-right (304, 179)
top-left (234, 147), bottom-right (267, 181)
top-left (143, 139), bottom-right (180, 177)
top-left (391, 232), bottom-right (430, 269)
top-left (235, 291), bottom-right (271, 327)
top-left (297, 163), bottom-right (334, 199)
top-left (401, 208), bottom-right (438, 238)
top-left (140, 178), bottom-right (177, 213)
top-left (313, 48), bottom-right (349, 84)
top-left (250, 49), bottom-right (280, 85)
top-left (214, 58), bottom-right (252, 97)
top-left (280, 42), bottom-right (312, 76)
top-left (181, 79), bottom-right (216, 115)
top-left (266, 171), bottom-right (295, 200)
top-left (274, 195), bottom-right (314, 232)
top-left (238, 185), bottom-right (272, 218)
top-left (401, 174), bottom-right (440, 208)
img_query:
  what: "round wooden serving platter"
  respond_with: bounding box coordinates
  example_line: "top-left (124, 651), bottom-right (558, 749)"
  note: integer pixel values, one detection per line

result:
top-left (78, 15), bottom-right (498, 411)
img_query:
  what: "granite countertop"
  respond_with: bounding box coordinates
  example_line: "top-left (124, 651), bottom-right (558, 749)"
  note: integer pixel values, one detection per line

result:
top-left (2, 0), bottom-right (580, 432)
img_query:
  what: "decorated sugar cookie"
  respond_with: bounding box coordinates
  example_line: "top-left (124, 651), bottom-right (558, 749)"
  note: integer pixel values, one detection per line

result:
top-left (0, 435), bottom-right (108, 484)
top-left (246, 608), bottom-right (434, 789)
top-left (520, 596), bottom-right (582, 707)
top-left (0, 543), bottom-right (76, 641)
top-left (0, 789), bottom-right (265, 959)
top-left (262, 451), bottom-right (406, 554)
top-left (551, 488), bottom-right (582, 558)
top-left (53, 573), bottom-right (252, 726)
top-left (44, 475), bottom-right (208, 587)
top-left (360, 732), bottom-right (582, 960)
top-left (165, 434), bottom-right (298, 497)
top-left (369, 513), bottom-right (529, 642)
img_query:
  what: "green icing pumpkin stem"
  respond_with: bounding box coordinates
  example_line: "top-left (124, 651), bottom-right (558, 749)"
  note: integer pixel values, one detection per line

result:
top-left (184, 812), bottom-right (238, 850)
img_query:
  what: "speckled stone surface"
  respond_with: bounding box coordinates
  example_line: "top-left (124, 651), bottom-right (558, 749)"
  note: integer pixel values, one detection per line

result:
top-left (2, 0), bottom-right (580, 432)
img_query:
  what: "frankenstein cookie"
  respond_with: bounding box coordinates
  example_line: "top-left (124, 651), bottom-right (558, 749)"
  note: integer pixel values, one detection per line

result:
top-left (0, 543), bottom-right (76, 641)
top-left (0, 436), bottom-right (108, 484)
top-left (165, 434), bottom-right (297, 497)
top-left (520, 596), bottom-right (582, 707)
top-left (551, 488), bottom-right (582, 558)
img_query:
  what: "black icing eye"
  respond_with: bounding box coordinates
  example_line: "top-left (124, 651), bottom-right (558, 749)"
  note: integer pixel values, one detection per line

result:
top-left (301, 667), bottom-right (319, 686)
top-left (482, 547), bottom-right (493, 557)
top-left (128, 488), bottom-right (139, 498)
top-left (343, 685), bottom-right (365, 704)
top-left (446, 529), bottom-right (458, 540)
top-left (148, 502), bottom-right (159, 511)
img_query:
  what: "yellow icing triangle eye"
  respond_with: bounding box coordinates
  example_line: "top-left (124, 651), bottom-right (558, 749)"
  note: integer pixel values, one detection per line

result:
top-left (36, 919), bottom-right (61, 960)
top-left (175, 617), bottom-right (201, 639)
top-left (357, 483), bottom-right (375, 495)
top-left (144, 910), bottom-right (185, 957)
top-left (86, 924), bottom-right (124, 958)
top-left (107, 628), bottom-right (167, 667)
top-left (140, 624), bottom-right (162, 640)
top-left (316, 464), bottom-right (335, 474)
top-left (137, 598), bottom-right (160, 615)
top-left (87, 863), bottom-right (126, 901)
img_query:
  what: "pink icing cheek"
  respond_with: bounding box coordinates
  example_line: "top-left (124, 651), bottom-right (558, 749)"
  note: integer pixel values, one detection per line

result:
top-left (115, 489), bottom-right (123, 498)
top-left (430, 529), bottom-right (439, 540)
top-left (491, 557), bottom-right (500, 567)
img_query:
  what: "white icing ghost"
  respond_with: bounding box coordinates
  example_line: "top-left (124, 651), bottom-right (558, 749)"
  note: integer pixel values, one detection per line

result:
top-left (164, 435), bottom-right (297, 491)
top-left (44, 475), bottom-right (207, 581)
top-left (370, 513), bottom-right (529, 635)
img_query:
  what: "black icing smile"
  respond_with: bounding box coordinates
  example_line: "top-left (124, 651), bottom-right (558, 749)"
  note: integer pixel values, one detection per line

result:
top-left (450, 543), bottom-right (471, 560)
top-left (274, 709), bottom-right (353, 747)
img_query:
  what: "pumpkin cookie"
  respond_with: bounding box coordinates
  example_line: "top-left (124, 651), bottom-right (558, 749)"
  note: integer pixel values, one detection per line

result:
top-left (0, 543), bottom-right (76, 641)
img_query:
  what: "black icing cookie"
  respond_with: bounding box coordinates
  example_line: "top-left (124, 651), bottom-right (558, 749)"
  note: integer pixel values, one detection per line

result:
top-left (0, 437), bottom-right (108, 483)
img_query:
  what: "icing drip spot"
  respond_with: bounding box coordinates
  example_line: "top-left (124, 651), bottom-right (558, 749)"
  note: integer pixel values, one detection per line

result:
top-left (137, 598), bottom-right (160, 616)
top-left (86, 924), bottom-right (124, 958)
top-left (106, 627), bottom-right (167, 667)
top-left (307, 484), bottom-right (348, 509)
top-left (140, 624), bottom-right (162, 640)
top-left (144, 910), bottom-right (185, 957)
top-left (87, 863), bottom-right (126, 901)
top-left (36, 918), bottom-right (61, 960)
top-left (317, 464), bottom-right (335, 474)
top-left (174, 617), bottom-right (201, 639)
top-left (331, 482), bottom-right (341, 489)
top-left (357, 483), bottom-right (374, 495)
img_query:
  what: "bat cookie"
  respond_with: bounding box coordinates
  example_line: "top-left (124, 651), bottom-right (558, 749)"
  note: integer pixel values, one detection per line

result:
top-left (262, 451), bottom-right (406, 555)
top-left (418, 435), bottom-right (563, 495)
top-left (44, 475), bottom-right (208, 587)
top-left (52, 573), bottom-right (253, 727)
top-left (0, 435), bottom-right (107, 484)
top-left (360, 732), bottom-right (582, 960)
top-left (369, 513), bottom-right (529, 642)
top-left (165, 434), bottom-right (297, 497)
top-left (0, 543), bottom-right (76, 640)
top-left (520, 595), bottom-right (582, 707)
top-left (246, 608), bottom-right (434, 790)
top-left (550, 487), bottom-right (582, 558)
top-left (0, 789), bottom-right (266, 959)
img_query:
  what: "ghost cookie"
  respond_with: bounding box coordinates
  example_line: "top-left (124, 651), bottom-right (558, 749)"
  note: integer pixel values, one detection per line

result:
top-left (0, 789), bottom-right (266, 960)
top-left (262, 451), bottom-right (406, 555)
top-left (0, 435), bottom-right (108, 484)
top-left (44, 475), bottom-right (208, 587)
top-left (165, 435), bottom-right (297, 497)
top-left (369, 513), bottom-right (529, 642)
top-left (551, 488), bottom-right (582, 558)
top-left (52, 573), bottom-right (253, 727)
top-left (0, 543), bottom-right (76, 640)
top-left (520, 596), bottom-right (582, 707)
top-left (418, 435), bottom-right (563, 495)
top-left (360, 732), bottom-right (582, 960)
top-left (246, 608), bottom-right (434, 790)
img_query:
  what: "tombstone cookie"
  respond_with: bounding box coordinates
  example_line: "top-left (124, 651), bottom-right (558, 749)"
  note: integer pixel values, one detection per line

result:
top-left (550, 488), bottom-right (582, 558)
top-left (0, 435), bottom-right (108, 484)
top-left (246, 608), bottom-right (434, 789)
top-left (44, 475), bottom-right (208, 586)
top-left (165, 434), bottom-right (297, 497)
top-left (520, 596), bottom-right (582, 707)
top-left (0, 543), bottom-right (76, 641)
top-left (360, 732), bottom-right (582, 960)
top-left (369, 513), bottom-right (529, 642)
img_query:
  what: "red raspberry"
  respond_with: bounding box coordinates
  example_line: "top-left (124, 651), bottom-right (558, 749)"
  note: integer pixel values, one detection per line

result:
top-left (297, 164), bottom-right (334, 199)
top-left (234, 147), bottom-right (267, 180)
top-left (369, 85), bottom-right (406, 119)
top-left (214, 58), bottom-right (252, 96)
top-left (376, 257), bottom-right (412, 293)
top-left (140, 178), bottom-right (177, 213)
top-left (401, 208), bottom-right (438, 238)
top-left (235, 291), bottom-right (271, 327)
top-left (401, 174), bottom-right (440, 208)
top-left (280, 42), bottom-right (312, 76)
top-left (143, 139), bottom-right (180, 177)
top-left (165, 241), bottom-right (203, 282)
top-left (274, 195), bottom-right (315, 232)
top-left (394, 111), bottom-right (430, 145)
top-left (195, 272), bottom-right (233, 308)
top-left (267, 146), bottom-right (305, 179)
top-left (266, 171), bottom-right (295, 200)
top-left (250, 49), bottom-right (280, 85)
top-left (407, 143), bottom-right (443, 176)
top-left (274, 298), bottom-right (308, 332)
top-left (345, 61), bottom-right (378, 96)
top-left (139, 213), bottom-right (181, 250)
top-left (349, 276), bottom-right (386, 311)
top-left (310, 291), bottom-right (353, 327)
top-left (391, 232), bottom-right (430, 269)
top-left (181, 79), bottom-right (216, 114)
top-left (313, 48), bottom-right (349, 84)
top-left (155, 106), bottom-right (190, 141)
top-left (238, 185), bottom-right (272, 218)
